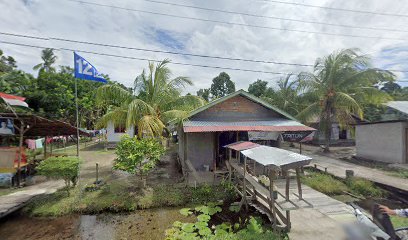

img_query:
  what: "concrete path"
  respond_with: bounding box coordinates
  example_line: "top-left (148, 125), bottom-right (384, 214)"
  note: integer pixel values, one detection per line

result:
top-left (274, 180), bottom-right (355, 240)
top-left (308, 153), bottom-right (408, 192)
top-left (0, 180), bottom-right (64, 219)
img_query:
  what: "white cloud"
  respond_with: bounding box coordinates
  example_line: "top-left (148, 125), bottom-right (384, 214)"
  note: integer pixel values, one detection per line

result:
top-left (1, 0), bottom-right (408, 92)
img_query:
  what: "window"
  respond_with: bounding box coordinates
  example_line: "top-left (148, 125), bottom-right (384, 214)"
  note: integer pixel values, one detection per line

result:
top-left (114, 125), bottom-right (126, 133)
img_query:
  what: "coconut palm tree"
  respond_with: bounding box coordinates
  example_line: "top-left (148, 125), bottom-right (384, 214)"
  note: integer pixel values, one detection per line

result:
top-left (33, 48), bottom-right (57, 73)
top-left (261, 74), bottom-right (302, 116)
top-left (297, 49), bottom-right (394, 152)
top-left (95, 59), bottom-right (205, 137)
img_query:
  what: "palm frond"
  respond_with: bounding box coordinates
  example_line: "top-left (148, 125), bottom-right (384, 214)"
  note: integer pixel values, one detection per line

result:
top-left (95, 84), bottom-right (133, 106)
top-left (163, 95), bottom-right (206, 112)
top-left (96, 107), bottom-right (127, 129)
top-left (334, 92), bottom-right (363, 119)
top-left (137, 115), bottom-right (165, 138)
top-left (126, 99), bottom-right (155, 127)
top-left (161, 110), bottom-right (189, 124)
top-left (296, 102), bottom-right (321, 123)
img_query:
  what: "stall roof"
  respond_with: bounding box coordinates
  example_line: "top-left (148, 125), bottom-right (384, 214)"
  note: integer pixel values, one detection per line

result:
top-left (225, 141), bottom-right (312, 170)
top-left (183, 120), bottom-right (315, 133)
top-left (385, 101), bottom-right (408, 115)
top-left (0, 113), bottom-right (89, 137)
top-left (224, 141), bottom-right (260, 151)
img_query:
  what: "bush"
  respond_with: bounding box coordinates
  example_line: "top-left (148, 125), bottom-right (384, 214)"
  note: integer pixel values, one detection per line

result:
top-left (36, 156), bottom-right (80, 190)
top-left (114, 136), bottom-right (165, 186)
top-left (301, 172), bottom-right (348, 195)
top-left (346, 177), bottom-right (385, 198)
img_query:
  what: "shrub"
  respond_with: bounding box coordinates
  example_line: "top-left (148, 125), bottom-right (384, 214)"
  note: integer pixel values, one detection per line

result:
top-left (36, 156), bottom-right (80, 191)
top-left (301, 172), bottom-right (348, 195)
top-left (346, 177), bottom-right (385, 198)
top-left (114, 136), bottom-right (165, 187)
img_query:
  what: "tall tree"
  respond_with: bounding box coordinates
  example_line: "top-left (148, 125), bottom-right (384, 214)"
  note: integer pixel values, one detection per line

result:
top-left (262, 74), bottom-right (302, 116)
top-left (197, 88), bottom-right (210, 101)
top-left (0, 49), bottom-right (17, 75)
top-left (33, 48), bottom-right (57, 73)
top-left (297, 49), bottom-right (394, 152)
top-left (248, 79), bottom-right (268, 97)
top-left (210, 72), bottom-right (235, 98)
top-left (96, 59), bottom-right (205, 137)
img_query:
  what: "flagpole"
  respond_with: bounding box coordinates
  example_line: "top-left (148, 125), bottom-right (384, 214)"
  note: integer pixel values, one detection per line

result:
top-left (75, 77), bottom-right (80, 157)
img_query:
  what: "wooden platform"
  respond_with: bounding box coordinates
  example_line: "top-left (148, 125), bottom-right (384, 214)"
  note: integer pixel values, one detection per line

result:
top-left (228, 160), bottom-right (355, 240)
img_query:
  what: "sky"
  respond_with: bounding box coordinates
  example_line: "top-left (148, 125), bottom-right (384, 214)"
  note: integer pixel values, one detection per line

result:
top-left (1, 0), bottom-right (408, 93)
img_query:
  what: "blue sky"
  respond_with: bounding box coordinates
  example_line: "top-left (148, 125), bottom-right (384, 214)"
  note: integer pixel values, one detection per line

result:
top-left (1, 0), bottom-right (408, 92)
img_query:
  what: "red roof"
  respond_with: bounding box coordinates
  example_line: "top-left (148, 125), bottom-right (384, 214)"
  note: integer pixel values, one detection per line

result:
top-left (184, 125), bottom-right (315, 133)
top-left (224, 141), bottom-right (260, 151)
top-left (0, 92), bottom-right (26, 101)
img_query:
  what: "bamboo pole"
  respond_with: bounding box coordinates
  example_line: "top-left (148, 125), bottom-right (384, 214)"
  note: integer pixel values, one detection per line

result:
top-left (269, 169), bottom-right (277, 228)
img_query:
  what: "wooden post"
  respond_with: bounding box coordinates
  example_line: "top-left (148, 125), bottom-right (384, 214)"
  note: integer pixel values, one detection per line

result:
top-left (16, 122), bottom-right (24, 187)
top-left (242, 156), bottom-right (248, 211)
top-left (269, 169), bottom-right (277, 228)
top-left (44, 136), bottom-right (47, 159)
top-left (285, 170), bottom-right (290, 201)
top-left (50, 137), bottom-right (53, 155)
top-left (228, 149), bottom-right (232, 182)
top-left (253, 159), bottom-right (256, 175)
top-left (295, 168), bottom-right (303, 200)
top-left (299, 142), bottom-right (302, 154)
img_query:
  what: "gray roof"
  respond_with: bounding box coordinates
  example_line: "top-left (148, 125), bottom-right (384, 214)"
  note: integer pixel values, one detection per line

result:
top-left (241, 145), bottom-right (312, 170)
top-left (183, 119), bottom-right (306, 127)
top-left (385, 101), bottom-right (408, 115)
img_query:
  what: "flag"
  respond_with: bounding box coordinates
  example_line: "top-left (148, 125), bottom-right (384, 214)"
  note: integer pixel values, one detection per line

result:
top-left (0, 92), bottom-right (29, 108)
top-left (74, 52), bottom-right (107, 83)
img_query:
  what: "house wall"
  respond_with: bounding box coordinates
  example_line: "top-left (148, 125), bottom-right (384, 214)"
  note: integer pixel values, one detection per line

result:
top-left (106, 121), bottom-right (134, 143)
top-left (356, 121), bottom-right (407, 164)
top-left (186, 132), bottom-right (215, 171)
top-left (191, 95), bottom-right (283, 121)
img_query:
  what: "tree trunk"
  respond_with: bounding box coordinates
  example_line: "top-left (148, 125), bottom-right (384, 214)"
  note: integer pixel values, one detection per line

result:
top-left (323, 109), bottom-right (332, 153)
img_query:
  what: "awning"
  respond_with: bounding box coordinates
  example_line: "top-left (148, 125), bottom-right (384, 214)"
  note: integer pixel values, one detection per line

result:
top-left (0, 113), bottom-right (89, 137)
top-left (225, 141), bottom-right (312, 170)
top-left (183, 119), bottom-right (315, 133)
top-left (224, 141), bottom-right (260, 151)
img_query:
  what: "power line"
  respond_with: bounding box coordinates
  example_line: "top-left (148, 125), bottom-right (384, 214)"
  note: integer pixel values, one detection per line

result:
top-left (0, 40), bottom-right (288, 75)
top-left (256, 0), bottom-right (408, 18)
top-left (2, 32), bottom-right (408, 73)
top-left (64, 0), bottom-right (408, 41)
top-left (0, 32), bottom-right (313, 67)
top-left (143, 0), bottom-right (408, 33)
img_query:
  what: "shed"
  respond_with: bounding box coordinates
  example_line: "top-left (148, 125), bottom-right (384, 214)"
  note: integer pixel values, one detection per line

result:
top-left (178, 90), bottom-right (315, 177)
top-left (355, 101), bottom-right (408, 164)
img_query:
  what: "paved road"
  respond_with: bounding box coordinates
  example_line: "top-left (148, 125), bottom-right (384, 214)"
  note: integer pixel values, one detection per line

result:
top-left (284, 144), bottom-right (408, 192)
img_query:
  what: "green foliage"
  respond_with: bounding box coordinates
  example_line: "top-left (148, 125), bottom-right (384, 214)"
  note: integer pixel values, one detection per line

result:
top-left (297, 49), bottom-right (394, 151)
top-left (33, 48), bottom-right (57, 73)
top-left (36, 157), bottom-right (80, 189)
top-left (346, 177), bottom-right (385, 198)
top-left (391, 215), bottom-right (408, 229)
top-left (114, 136), bottom-right (165, 176)
top-left (165, 205), bottom-right (284, 240)
top-left (248, 79), bottom-right (268, 97)
top-left (301, 172), bottom-right (348, 195)
top-left (197, 88), bottom-right (210, 101)
top-left (96, 59), bottom-right (205, 137)
top-left (210, 72), bottom-right (235, 98)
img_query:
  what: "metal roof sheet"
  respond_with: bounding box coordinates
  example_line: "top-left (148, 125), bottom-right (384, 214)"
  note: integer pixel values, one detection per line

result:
top-left (224, 141), bottom-right (260, 151)
top-left (385, 101), bottom-right (408, 115)
top-left (183, 120), bottom-right (315, 132)
top-left (241, 145), bottom-right (312, 169)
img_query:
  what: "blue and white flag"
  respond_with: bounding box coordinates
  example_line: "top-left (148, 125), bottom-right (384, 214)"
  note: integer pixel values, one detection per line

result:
top-left (74, 52), bottom-right (107, 83)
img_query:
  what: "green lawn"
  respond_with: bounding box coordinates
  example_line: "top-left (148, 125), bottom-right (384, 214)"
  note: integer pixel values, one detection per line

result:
top-left (391, 216), bottom-right (408, 229)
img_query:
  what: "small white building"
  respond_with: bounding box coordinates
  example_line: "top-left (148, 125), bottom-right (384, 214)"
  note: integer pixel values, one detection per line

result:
top-left (355, 101), bottom-right (408, 164)
top-left (106, 121), bottom-right (134, 144)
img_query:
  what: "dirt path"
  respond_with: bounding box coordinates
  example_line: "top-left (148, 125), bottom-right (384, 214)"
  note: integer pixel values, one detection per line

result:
top-left (284, 144), bottom-right (408, 192)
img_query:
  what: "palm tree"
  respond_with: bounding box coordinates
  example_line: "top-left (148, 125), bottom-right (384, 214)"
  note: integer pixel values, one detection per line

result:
top-left (261, 74), bottom-right (302, 116)
top-left (33, 48), bottom-right (57, 73)
top-left (297, 49), bottom-right (394, 152)
top-left (95, 59), bottom-right (205, 137)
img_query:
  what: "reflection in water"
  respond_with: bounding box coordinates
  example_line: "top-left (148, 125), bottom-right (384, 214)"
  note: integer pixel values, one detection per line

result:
top-left (0, 208), bottom-right (194, 240)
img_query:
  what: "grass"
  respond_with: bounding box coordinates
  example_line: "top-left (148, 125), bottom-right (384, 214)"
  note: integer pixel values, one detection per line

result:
top-left (301, 172), bottom-right (348, 195)
top-left (23, 181), bottom-right (237, 217)
top-left (391, 216), bottom-right (408, 229)
top-left (302, 171), bottom-right (385, 198)
top-left (390, 170), bottom-right (408, 179)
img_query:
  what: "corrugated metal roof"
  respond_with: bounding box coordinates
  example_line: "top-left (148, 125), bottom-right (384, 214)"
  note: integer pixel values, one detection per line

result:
top-left (183, 120), bottom-right (315, 132)
top-left (224, 141), bottom-right (260, 151)
top-left (385, 101), bottom-right (408, 115)
top-left (241, 145), bottom-right (312, 169)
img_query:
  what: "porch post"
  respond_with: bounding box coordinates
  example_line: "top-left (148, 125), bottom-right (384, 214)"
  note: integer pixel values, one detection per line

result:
top-left (295, 168), bottom-right (303, 200)
top-left (269, 169), bottom-right (277, 228)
